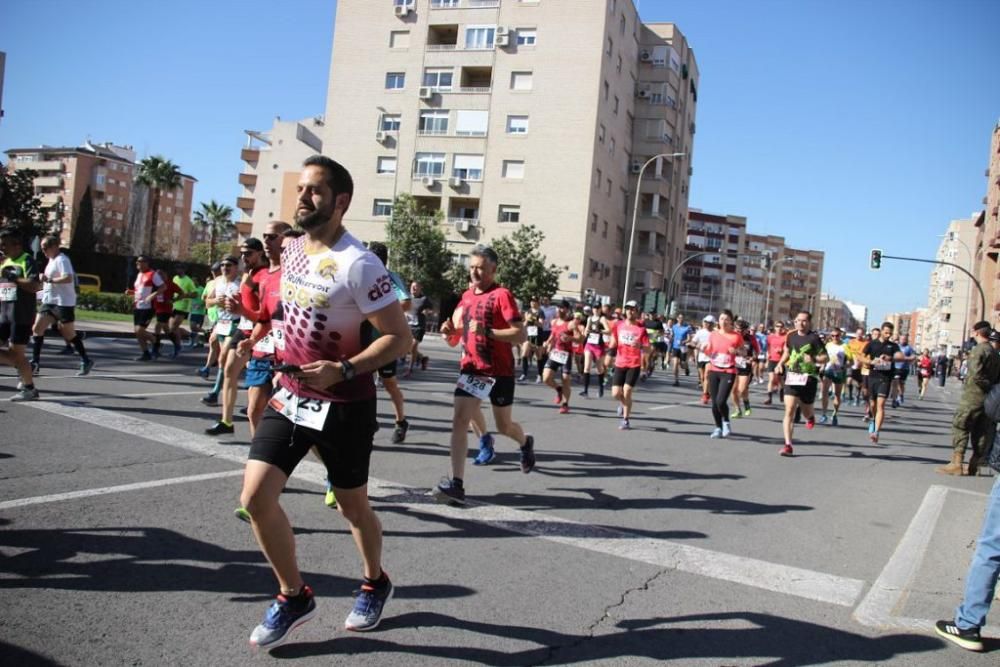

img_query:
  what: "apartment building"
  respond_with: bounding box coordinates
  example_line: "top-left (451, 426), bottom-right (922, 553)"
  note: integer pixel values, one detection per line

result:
top-left (238, 116), bottom-right (325, 238)
top-left (323, 0), bottom-right (698, 300)
top-left (5, 142), bottom-right (196, 258)
top-left (742, 232), bottom-right (823, 325)
top-left (922, 216), bottom-right (977, 350)
top-left (886, 311), bottom-right (921, 342)
top-left (971, 119), bottom-right (1000, 325)
top-left (844, 301), bottom-right (868, 331)
top-left (818, 294), bottom-right (861, 332)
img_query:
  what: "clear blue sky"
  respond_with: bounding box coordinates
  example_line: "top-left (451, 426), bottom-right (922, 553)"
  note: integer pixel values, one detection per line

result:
top-left (2, 0), bottom-right (998, 323)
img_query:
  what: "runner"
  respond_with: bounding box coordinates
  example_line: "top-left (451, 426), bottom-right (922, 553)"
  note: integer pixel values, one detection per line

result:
top-left (241, 156), bottom-right (411, 648)
top-left (196, 262), bottom-right (223, 376)
top-left (773, 311), bottom-right (827, 456)
top-left (200, 257), bottom-right (241, 407)
top-left (819, 327), bottom-right (849, 426)
top-left (862, 326), bottom-right (882, 422)
top-left (764, 320), bottom-right (788, 405)
top-left (670, 313), bottom-right (694, 387)
top-left (30, 235), bottom-right (93, 376)
top-left (700, 309), bottom-right (743, 438)
top-left (169, 265), bottom-right (199, 349)
top-left (845, 327), bottom-right (868, 406)
top-left (892, 333), bottom-right (916, 407)
top-left (151, 268), bottom-right (183, 358)
top-left (861, 321), bottom-right (902, 444)
top-left (610, 300), bottom-right (649, 429)
top-left (403, 281), bottom-right (433, 377)
top-left (187, 274), bottom-right (206, 348)
top-left (729, 318), bottom-right (759, 419)
top-left (642, 313), bottom-right (664, 380)
top-left (126, 255), bottom-right (166, 361)
top-left (692, 315), bottom-right (715, 404)
top-left (917, 349), bottom-right (933, 399)
top-left (754, 323), bottom-right (768, 385)
top-left (434, 245), bottom-right (535, 504)
top-left (517, 297), bottom-right (546, 383)
top-left (580, 303), bottom-right (609, 398)
top-left (542, 300), bottom-right (583, 414)
top-left (0, 227), bottom-right (42, 400)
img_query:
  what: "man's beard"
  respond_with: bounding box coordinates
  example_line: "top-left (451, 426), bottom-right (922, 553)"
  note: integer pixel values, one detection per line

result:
top-left (295, 205), bottom-right (331, 231)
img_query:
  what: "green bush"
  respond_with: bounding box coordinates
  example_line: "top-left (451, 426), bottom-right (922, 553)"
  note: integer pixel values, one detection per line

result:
top-left (77, 291), bottom-right (133, 314)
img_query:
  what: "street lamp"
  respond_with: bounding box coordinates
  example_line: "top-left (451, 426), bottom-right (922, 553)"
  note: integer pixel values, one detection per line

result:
top-left (623, 152), bottom-right (686, 305)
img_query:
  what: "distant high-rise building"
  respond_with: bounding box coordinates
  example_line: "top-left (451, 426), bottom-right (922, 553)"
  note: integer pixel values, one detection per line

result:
top-left (923, 216), bottom-right (977, 350)
top-left (844, 301), bottom-right (868, 330)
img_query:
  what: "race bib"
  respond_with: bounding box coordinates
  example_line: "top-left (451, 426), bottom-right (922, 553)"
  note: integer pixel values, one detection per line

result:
top-left (757, 354), bottom-right (766, 361)
top-left (0, 282), bottom-right (16, 302)
top-left (587, 332), bottom-right (601, 345)
top-left (786, 372), bottom-right (809, 386)
top-left (549, 349), bottom-right (570, 364)
top-left (872, 360), bottom-right (891, 371)
top-left (526, 325), bottom-right (539, 337)
top-left (268, 386), bottom-right (331, 430)
top-left (735, 356), bottom-right (748, 369)
top-left (271, 321), bottom-right (285, 351)
top-left (253, 333), bottom-right (275, 355)
top-left (238, 316), bottom-right (254, 331)
top-left (712, 353), bottom-right (733, 368)
top-left (602, 334), bottom-right (611, 345)
top-left (214, 320), bottom-right (235, 336)
top-left (456, 373), bottom-right (496, 400)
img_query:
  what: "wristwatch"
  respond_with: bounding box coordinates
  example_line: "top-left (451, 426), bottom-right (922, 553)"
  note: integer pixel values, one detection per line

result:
top-left (340, 359), bottom-right (356, 382)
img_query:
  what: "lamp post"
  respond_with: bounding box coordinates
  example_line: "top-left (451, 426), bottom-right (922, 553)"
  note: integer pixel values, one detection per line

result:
top-left (623, 152), bottom-right (686, 305)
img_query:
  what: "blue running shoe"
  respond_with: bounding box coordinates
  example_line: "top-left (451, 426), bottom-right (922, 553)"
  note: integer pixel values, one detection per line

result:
top-left (473, 433), bottom-right (496, 465)
top-left (249, 586), bottom-right (317, 649)
top-left (818, 414), bottom-right (828, 425)
top-left (196, 366), bottom-right (210, 380)
top-left (345, 576), bottom-right (394, 632)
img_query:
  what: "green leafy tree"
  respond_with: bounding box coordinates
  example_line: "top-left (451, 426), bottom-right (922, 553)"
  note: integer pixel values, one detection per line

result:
top-left (0, 165), bottom-right (51, 240)
top-left (385, 193), bottom-right (454, 299)
top-left (188, 242), bottom-right (213, 265)
top-left (492, 224), bottom-right (562, 303)
top-left (192, 199), bottom-right (235, 263)
top-left (136, 155), bottom-right (182, 256)
top-left (70, 186), bottom-right (97, 251)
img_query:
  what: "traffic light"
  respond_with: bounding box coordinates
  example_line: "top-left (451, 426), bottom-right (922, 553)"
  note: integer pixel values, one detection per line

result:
top-left (870, 249), bottom-right (883, 270)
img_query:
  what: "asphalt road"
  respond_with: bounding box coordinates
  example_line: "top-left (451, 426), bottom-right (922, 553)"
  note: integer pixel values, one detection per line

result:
top-left (1, 331), bottom-right (998, 666)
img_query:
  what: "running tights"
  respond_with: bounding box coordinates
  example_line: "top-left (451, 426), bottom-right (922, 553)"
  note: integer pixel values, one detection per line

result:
top-left (707, 371), bottom-right (736, 428)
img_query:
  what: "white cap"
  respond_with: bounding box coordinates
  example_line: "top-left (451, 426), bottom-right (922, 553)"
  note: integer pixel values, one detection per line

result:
top-left (703, 315), bottom-right (716, 323)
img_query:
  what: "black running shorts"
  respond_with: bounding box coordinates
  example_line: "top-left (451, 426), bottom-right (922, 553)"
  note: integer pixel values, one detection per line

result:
top-left (454, 375), bottom-right (515, 407)
top-left (38, 304), bottom-right (75, 323)
top-left (612, 366), bottom-right (641, 387)
top-left (869, 375), bottom-right (893, 399)
top-left (783, 376), bottom-right (819, 404)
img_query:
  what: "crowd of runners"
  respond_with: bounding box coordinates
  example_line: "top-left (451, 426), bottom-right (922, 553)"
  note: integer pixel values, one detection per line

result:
top-left (3, 156), bottom-right (997, 652)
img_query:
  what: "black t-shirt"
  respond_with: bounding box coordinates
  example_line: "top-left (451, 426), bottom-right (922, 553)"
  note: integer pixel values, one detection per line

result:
top-left (863, 339), bottom-right (900, 378)
top-left (785, 331), bottom-right (825, 376)
top-left (0, 252), bottom-right (39, 325)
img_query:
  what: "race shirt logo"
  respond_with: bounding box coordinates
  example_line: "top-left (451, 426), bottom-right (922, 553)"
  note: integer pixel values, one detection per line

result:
top-left (367, 274), bottom-right (393, 302)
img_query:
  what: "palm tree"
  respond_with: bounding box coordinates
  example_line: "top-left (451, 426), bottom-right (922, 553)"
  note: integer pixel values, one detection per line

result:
top-left (136, 155), bottom-right (182, 256)
top-left (193, 200), bottom-right (235, 263)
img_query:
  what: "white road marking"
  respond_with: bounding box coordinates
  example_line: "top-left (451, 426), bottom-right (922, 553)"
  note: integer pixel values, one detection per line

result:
top-left (23, 400), bottom-right (867, 607)
top-left (649, 400), bottom-right (705, 411)
top-left (0, 390), bottom-right (206, 403)
top-left (1, 373), bottom-right (187, 380)
top-left (0, 470), bottom-right (244, 511)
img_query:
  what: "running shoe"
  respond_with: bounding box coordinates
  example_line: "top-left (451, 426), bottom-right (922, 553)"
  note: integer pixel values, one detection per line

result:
top-left (934, 620), bottom-right (983, 652)
top-left (135, 352), bottom-right (153, 362)
top-left (205, 421), bottom-right (234, 435)
top-left (578, 390), bottom-right (589, 397)
top-left (201, 392), bottom-right (219, 406)
top-left (721, 422), bottom-right (732, 438)
top-left (742, 407), bottom-right (752, 417)
top-left (870, 431), bottom-right (879, 444)
top-left (473, 433), bottom-right (496, 466)
top-left (618, 419), bottom-right (630, 430)
top-left (780, 444), bottom-right (794, 457)
top-left (701, 393), bottom-right (710, 405)
top-left (345, 577), bottom-right (394, 632)
top-left (898, 395), bottom-right (905, 406)
top-left (196, 366), bottom-right (210, 380)
top-left (249, 586), bottom-right (317, 649)
top-left (710, 427), bottom-right (723, 439)
top-left (391, 419), bottom-right (409, 444)
top-left (730, 409), bottom-right (743, 419)
top-left (818, 414), bottom-right (828, 425)
top-left (10, 387), bottom-right (39, 402)
top-left (519, 435), bottom-right (536, 473)
top-left (432, 477), bottom-right (466, 505)
top-left (517, 374), bottom-right (527, 383)
top-left (553, 394), bottom-right (562, 405)
top-left (891, 397), bottom-right (900, 409)
top-left (534, 376), bottom-right (542, 384)
top-left (559, 404), bottom-right (569, 414)
top-left (763, 396), bottom-right (772, 405)
top-left (831, 413), bottom-right (839, 427)
top-left (325, 479), bottom-right (337, 508)
top-left (616, 404), bottom-right (624, 417)
top-left (77, 359), bottom-right (95, 377)
top-left (234, 507), bottom-right (252, 523)
top-left (805, 418), bottom-right (815, 430)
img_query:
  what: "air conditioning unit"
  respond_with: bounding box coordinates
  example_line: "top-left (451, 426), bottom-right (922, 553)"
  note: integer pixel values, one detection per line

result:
top-left (637, 87), bottom-right (650, 99)
top-left (418, 86), bottom-right (434, 100)
top-left (496, 26), bottom-right (509, 36)
top-left (639, 50), bottom-right (652, 62)
top-left (394, 5), bottom-right (411, 17)
top-left (630, 161), bottom-right (643, 174)
top-left (455, 219), bottom-right (471, 233)
top-left (421, 176), bottom-right (436, 187)
top-left (375, 131), bottom-right (387, 143)
top-left (449, 176), bottom-right (463, 188)
top-left (496, 34), bottom-right (510, 47)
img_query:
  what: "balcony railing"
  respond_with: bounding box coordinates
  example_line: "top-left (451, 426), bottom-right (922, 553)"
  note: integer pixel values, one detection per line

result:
top-left (431, 0), bottom-right (500, 7)
top-left (237, 197), bottom-right (255, 211)
top-left (241, 148), bottom-right (260, 162)
top-left (453, 86), bottom-right (491, 94)
top-left (238, 173), bottom-right (258, 186)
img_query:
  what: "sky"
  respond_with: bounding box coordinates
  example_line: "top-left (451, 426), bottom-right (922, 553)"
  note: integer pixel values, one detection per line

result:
top-left (2, 0), bottom-right (998, 323)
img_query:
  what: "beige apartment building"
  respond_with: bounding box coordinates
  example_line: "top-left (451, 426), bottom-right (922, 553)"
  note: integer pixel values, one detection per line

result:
top-left (922, 216), bottom-right (977, 350)
top-left (818, 294), bottom-right (861, 333)
top-left (971, 119), bottom-right (1000, 325)
top-left (323, 0), bottom-right (698, 300)
top-left (5, 142), bottom-right (196, 259)
top-left (238, 116), bottom-right (325, 238)
top-left (742, 233), bottom-right (823, 325)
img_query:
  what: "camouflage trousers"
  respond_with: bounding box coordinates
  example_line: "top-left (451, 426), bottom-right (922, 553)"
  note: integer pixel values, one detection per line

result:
top-left (952, 393), bottom-right (996, 457)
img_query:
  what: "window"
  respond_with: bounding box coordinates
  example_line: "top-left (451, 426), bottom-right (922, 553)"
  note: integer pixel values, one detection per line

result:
top-left (510, 71), bottom-right (533, 91)
top-left (385, 72), bottom-right (405, 90)
top-left (617, 54), bottom-right (622, 74)
top-left (602, 220), bottom-right (608, 239)
top-left (502, 160), bottom-right (525, 179)
top-left (419, 110), bottom-right (450, 134)
top-left (373, 199), bottom-right (393, 217)
top-left (380, 113), bottom-right (401, 131)
top-left (606, 36), bottom-right (613, 56)
top-left (431, 0), bottom-right (459, 6)
top-left (499, 205), bottom-right (521, 223)
top-left (594, 168), bottom-right (602, 188)
top-left (603, 80), bottom-right (609, 101)
top-left (591, 213), bottom-right (598, 232)
top-left (389, 30), bottom-right (410, 48)
top-left (598, 124), bottom-right (605, 143)
top-left (455, 110), bottom-right (489, 136)
top-left (609, 137), bottom-right (616, 155)
top-left (414, 152), bottom-right (446, 177)
top-left (606, 178), bottom-right (612, 196)
top-left (452, 154), bottom-right (485, 181)
top-left (620, 15), bottom-right (626, 35)
top-left (613, 95), bottom-right (619, 114)
top-left (377, 157), bottom-right (397, 174)
top-left (506, 115), bottom-right (529, 134)
top-left (423, 68), bottom-right (454, 90)
top-left (465, 25), bottom-right (496, 49)
top-left (516, 28), bottom-right (537, 46)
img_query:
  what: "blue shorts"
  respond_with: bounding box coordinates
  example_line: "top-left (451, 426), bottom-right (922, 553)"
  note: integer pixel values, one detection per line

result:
top-left (245, 358), bottom-right (274, 388)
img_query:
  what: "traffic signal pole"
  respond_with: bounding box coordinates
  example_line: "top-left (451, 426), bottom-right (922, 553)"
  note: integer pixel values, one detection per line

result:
top-left (878, 254), bottom-right (986, 324)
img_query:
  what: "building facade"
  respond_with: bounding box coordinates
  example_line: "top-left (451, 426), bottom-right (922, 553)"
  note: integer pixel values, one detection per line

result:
top-left (323, 0), bottom-right (698, 301)
top-left (972, 119), bottom-right (1000, 325)
top-left (818, 294), bottom-right (860, 332)
top-left (238, 116), bottom-right (325, 239)
top-left (923, 216), bottom-right (977, 350)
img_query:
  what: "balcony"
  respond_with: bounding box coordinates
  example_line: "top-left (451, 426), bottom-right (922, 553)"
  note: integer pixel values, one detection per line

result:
top-left (238, 173), bottom-right (258, 187)
top-left (38, 193), bottom-right (63, 207)
top-left (241, 148), bottom-right (260, 163)
top-left (18, 160), bottom-right (64, 172)
top-left (236, 197), bottom-right (255, 212)
top-left (430, 0), bottom-right (500, 7)
top-left (33, 175), bottom-right (63, 188)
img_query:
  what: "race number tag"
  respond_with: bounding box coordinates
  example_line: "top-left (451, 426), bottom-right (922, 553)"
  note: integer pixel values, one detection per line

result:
top-left (0, 282), bottom-right (16, 302)
top-left (268, 386), bottom-right (331, 430)
top-left (735, 356), bottom-right (748, 369)
top-left (253, 333), bottom-right (275, 355)
top-left (602, 334), bottom-right (611, 345)
top-left (214, 319), bottom-right (234, 336)
top-left (872, 360), bottom-right (891, 371)
top-left (785, 372), bottom-right (809, 386)
top-left (549, 349), bottom-right (570, 365)
top-left (270, 321), bottom-right (285, 351)
top-left (712, 353), bottom-right (733, 368)
top-left (456, 373), bottom-right (496, 400)
top-left (238, 316), bottom-right (254, 331)
top-left (526, 325), bottom-right (539, 337)
top-left (587, 332), bottom-right (601, 345)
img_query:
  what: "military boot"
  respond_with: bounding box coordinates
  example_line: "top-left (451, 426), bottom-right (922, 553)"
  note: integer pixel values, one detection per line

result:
top-left (935, 452), bottom-right (964, 476)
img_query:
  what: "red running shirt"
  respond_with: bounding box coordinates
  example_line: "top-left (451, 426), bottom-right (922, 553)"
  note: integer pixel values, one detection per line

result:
top-left (614, 322), bottom-right (648, 368)
top-left (549, 319), bottom-right (575, 353)
top-left (152, 280), bottom-right (181, 315)
top-left (254, 267), bottom-right (283, 361)
top-left (707, 330), bottom-right (745, 374)
top-left (457, 284), bottom-right (522, 377)
top-left (767, 333), bottom-right (787, 362)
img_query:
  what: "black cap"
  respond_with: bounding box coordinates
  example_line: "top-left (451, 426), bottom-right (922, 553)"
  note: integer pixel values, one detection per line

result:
top-left (221, 255), bottom-right (239, 265)
top-left (241, 238), bottom-right (264, 252)
top-left (989, 330), bottom-right (1000, 342)
top-left (559, 299), bottom-right (572, 309)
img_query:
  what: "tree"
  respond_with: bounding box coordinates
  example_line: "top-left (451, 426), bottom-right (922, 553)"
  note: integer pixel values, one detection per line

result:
top-left (192, 200), bottom-right (234, 263)
top-left (385, 193), bottom-right (455, 299)
top-left (188, 242), bottom-right (213, 265)
top-left (70, 186), bottom-right (97, 250)
top-left (492, 224), bottom-right (562, 303)
top-left (136, 155), bottom-right (182, 256)
top-left (0, 164), bottom-right (51, 241)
